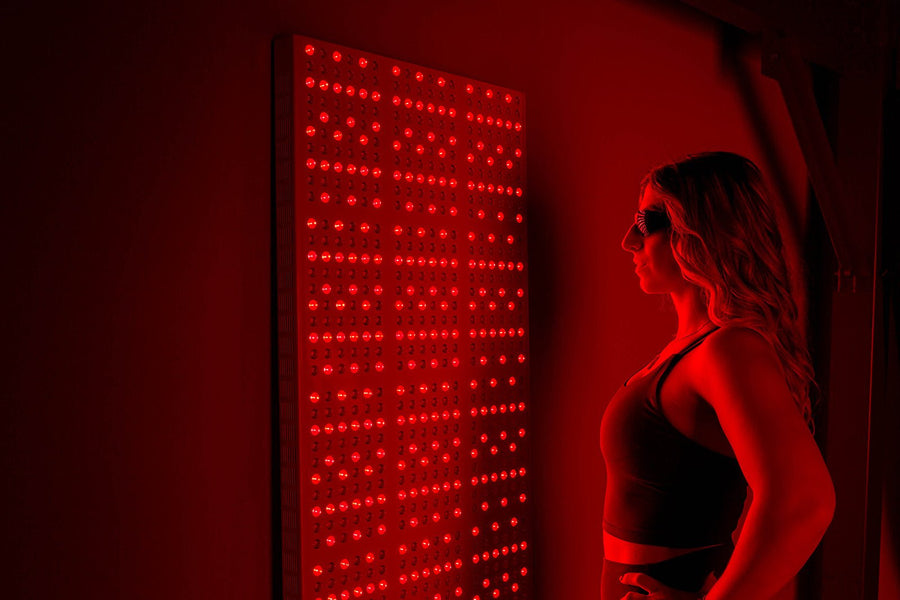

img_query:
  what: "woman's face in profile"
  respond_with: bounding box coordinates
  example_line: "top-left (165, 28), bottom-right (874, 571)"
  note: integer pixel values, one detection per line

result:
top-left (621, 187), bottom-right (689, 295)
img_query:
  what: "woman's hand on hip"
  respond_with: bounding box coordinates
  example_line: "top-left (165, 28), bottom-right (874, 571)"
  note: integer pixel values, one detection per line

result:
top-left (618, 572), bottom-right (704, 600)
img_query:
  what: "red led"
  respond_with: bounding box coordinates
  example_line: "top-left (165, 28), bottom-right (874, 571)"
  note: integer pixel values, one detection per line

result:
top-left (332, 51), bottom-right (342, 62)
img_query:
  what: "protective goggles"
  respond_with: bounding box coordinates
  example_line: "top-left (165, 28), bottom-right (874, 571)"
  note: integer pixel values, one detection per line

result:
top-left (634, 209), bottom-right (670, 237)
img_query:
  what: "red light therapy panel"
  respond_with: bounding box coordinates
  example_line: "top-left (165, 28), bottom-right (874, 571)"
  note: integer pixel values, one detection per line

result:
top-left (274, 35), bottom-right (530, 600)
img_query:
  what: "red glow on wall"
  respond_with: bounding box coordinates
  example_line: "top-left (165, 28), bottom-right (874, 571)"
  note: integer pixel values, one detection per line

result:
top-left (275, 35), bottom-right (530, 600)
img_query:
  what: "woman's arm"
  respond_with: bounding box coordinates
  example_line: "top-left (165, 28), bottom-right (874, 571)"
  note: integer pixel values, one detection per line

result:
top-left (693, 327), bottom-right (835, 600)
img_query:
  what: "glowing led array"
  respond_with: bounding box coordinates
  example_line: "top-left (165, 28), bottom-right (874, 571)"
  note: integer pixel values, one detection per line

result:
top-left (276, 34), bottom-right (530, 600)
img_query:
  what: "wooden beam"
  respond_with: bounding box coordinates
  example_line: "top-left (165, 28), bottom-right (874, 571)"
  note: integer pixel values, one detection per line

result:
top-left (761, 31), bottom-right (856, 279)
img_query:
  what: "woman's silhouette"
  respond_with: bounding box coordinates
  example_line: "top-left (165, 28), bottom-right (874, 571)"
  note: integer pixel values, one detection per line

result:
top-left (600, 152), bottom-right (835, 600)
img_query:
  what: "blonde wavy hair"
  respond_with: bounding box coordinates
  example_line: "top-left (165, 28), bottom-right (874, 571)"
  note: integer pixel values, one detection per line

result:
top-left (642, 152), bottom-right (816, 428)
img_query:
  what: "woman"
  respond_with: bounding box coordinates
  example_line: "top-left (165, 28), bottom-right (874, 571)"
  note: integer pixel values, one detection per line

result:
top-left (600, 152), bottom-right (835, 600)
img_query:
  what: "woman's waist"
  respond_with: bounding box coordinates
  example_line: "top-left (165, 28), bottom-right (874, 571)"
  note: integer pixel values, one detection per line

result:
top-left (603, 529), bottom-right (728, 565)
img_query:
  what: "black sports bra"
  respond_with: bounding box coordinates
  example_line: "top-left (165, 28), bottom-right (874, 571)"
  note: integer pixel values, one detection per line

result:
top-left (600, 328), bottom-right (747, 548)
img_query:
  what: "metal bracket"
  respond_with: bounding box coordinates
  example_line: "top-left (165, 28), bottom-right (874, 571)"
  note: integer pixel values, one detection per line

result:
top-left (834, 269), bottom-right (858, 293)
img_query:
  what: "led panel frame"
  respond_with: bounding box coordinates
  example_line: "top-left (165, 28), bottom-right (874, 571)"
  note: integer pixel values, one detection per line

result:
top-left (274, 34), bottom-right (531, 600)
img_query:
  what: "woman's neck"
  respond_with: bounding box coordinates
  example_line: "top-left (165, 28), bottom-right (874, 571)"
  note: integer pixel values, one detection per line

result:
top-left (670, 286), bottom-right (710, 339)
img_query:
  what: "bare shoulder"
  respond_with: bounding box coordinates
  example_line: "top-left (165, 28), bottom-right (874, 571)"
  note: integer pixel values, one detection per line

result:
top-left (686, 327), bottom-right (831, 505)
top-left (688, 325), bottom-right (787, 407)
top-left (697, 325), bottom-right (780, 367)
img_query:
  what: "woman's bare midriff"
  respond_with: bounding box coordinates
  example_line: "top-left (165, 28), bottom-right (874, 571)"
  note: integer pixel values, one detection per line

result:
top-left (603, 530), bottom-right (725, 564)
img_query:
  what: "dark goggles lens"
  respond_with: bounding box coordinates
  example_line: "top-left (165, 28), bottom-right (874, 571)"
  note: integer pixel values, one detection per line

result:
top-left (634, 209), bottom-right (670, 237)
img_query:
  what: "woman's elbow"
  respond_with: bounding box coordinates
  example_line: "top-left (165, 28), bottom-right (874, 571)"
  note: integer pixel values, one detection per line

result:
top-left (794, 470), bottom-right (836, 538)
top-left (763, 471), bottom-right (835, 535)
top-left (813, 473), bottom-right (836, 531)
top-left (797, 456), bottom-right (836, 533)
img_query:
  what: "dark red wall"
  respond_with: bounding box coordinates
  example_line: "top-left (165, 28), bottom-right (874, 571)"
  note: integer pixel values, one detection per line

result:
top-left (4, 1), bottom-right (808, 598)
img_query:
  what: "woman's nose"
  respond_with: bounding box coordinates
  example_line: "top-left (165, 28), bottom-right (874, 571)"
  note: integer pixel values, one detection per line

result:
top-left (621, 224), bottom-right (642, 252)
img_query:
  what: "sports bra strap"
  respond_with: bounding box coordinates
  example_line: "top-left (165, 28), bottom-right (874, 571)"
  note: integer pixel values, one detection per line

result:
top-left (650, 326), bottom-right (720, 406)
